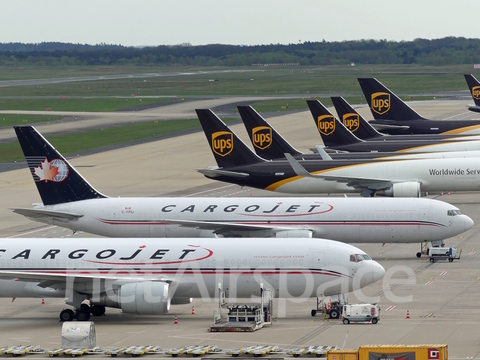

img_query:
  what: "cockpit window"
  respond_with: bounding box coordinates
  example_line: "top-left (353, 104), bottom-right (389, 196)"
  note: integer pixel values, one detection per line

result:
top-left (447, 209), bottom-right (463, 216)
top-left (350, 253), bottom-right (371, 262)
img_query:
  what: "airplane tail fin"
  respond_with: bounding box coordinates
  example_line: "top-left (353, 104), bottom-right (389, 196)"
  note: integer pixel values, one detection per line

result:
top-left (331, 96), bottom-right (384, 140)
top-left (14, 126), bottom-right (106, 206)
top-left (195, 109), bottom-right (265, 168)
top-left (358, 78), bottom-right (426, 121)
top-left (306, 99), bottom-right (363, 147)
top-left (237, 105), bottom-right (302, 160)
top-left (464, 74), bottom-right (480, 107)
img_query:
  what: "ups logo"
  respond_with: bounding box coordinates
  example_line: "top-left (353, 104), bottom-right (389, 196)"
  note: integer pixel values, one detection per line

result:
top-left (342, 113), bottom-right (360, 132)
top-left (252, 126), bottom-right (272, 150)
top-left (371, 92), bottom-right (390, 115)
top-left (472, 86), bottom-right (480, 100)
top-left (212, 131), bottom-right (233, 157)
top-left (317, 115), bottom-right (335, 136)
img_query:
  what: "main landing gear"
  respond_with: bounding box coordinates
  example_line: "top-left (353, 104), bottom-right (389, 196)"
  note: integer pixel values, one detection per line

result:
top-left (59, 304), bottom-right (106, 322)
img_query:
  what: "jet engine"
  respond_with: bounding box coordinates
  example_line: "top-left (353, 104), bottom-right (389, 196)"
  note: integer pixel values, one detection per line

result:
top-left (378, 181), bottom-right (421, 198)
top-left (274, 229), bottom-right (313, 238)
top-left (95, 281), bottom-right (170, 315)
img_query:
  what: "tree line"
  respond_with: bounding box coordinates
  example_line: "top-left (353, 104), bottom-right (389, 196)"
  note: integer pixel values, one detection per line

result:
top-left (0, 37), bottom-right (479, 66)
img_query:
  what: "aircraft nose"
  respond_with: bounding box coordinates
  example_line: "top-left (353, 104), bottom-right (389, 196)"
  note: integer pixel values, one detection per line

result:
top-left (357, 261), bottom-right (385, 288)
top-left (372, 261), bottom-right (385, 283)
top-left (464, 215), bottom-right (474, 231)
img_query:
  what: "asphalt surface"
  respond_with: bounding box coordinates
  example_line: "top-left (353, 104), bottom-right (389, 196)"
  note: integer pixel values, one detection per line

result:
top-left (1, 99), bottom-right (480, 357)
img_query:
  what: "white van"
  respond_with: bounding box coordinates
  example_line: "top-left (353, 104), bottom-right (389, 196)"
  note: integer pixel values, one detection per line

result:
top-left (427, 247), bottom-right (461, 262)
top-left (342, 304), bottom-right (380, 324)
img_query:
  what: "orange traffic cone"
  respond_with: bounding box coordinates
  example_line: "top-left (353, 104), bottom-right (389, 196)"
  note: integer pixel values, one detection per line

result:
top-left (41, 298), bottom-right (45, 305)
top-left (192, 306), bottom-right (195, 315)
top-left (174, 315), bottom-right (178, 324)
top-left (406, 310), bottom-right (410, 319)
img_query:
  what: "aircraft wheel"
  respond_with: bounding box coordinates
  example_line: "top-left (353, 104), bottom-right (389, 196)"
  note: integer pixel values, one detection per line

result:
top-left (343, 318), bottom-right (350, 325)
top-left (329, 309), bottom-right (340, 319)
top-left (91, 305), bottom-right (106, 316)
top-left (59, 309), bottom-right (75, 322)
top-left (75, 308), bottom-right (91, 321)
top-left (311, 309), bottom-right (317, 317)
top-left (430, 258), bottom-right (435, 263)
top-left (449, 258), bottom-right (454, 262)
top-left (372, 318), bottom-right (378, 324)
top-left (416, 252), bottom-right (422, 258)
top-left (80, 303), bottom-right (90, 311)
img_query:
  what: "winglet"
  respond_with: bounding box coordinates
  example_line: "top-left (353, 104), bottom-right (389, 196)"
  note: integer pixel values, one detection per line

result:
top-left (284, 153), bottom-right (315, 178)
top-left (315, 146), bottom-right (333, 160)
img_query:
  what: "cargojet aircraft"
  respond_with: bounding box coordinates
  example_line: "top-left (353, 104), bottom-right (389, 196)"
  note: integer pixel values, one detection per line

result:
top-left (0, 237), bottom-right (385, 321)
top-left (12, 126), bottom-right (473, 253)
top-left (307, 99), bottom-right (480, 153)
top-left (464, 74), bottom-right (480, 113)
top-left (330, 96), bottom-right (480, 142)
top-left (358, 77), bottom-right (480, 135)
top-left (196, 108), bottom-right (480, 198)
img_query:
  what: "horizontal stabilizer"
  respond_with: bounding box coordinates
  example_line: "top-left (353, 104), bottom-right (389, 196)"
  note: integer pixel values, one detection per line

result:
top-left (370, 123), bottom-right (410, 131)
top-left (196, 168), bottom-right (249, 178)
top-left (11, 208), bottom-right (84, 222)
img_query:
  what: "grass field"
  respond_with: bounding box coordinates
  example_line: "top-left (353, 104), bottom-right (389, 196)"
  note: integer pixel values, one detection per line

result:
top-left (0, 64), bottom-right (475, 162)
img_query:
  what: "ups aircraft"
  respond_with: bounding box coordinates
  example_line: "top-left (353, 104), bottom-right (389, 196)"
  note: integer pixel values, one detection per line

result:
top-left (0, 237), bottom-right (384, 321)
top-left (237, 104), bottom-right (480, 162)
top-left (307, 99), bottom-right (480, 153)
top-left (330, 96), bottom-right (480, 142)
top-left (196, 108), bottom-right (480, 198)
top-left (464, 74), bottom-right (480, 113)
top-left (358, 77), bottom-right (480, 135)
top-left (12, 126), bottom-right (473, 255)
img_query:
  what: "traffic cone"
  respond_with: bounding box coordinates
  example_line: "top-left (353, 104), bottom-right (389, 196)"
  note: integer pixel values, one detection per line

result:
top-left (406, 310), bottom-right (410, 319)
top-left (174, 315), bottom-right (178, 324)
top-left (192, 306), bottom-right (195, 315)
top-left (41, 298), bottom-right (45, 305)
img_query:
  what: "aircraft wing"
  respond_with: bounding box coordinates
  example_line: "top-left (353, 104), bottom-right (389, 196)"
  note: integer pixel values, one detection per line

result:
top-left (0, 270), bottom-right (172, 288)
top-left (159, 219), bottom-right (313, 236)
top-left (284, 154), bottom-right (413, 191)
top-left (196, 168), bottom-right (249, 178)
top-left (11, 208), bottom-right (84, 222)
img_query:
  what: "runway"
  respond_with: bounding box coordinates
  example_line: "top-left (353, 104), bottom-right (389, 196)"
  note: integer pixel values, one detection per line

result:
top-left (1, 99), bottom-right (480, 356)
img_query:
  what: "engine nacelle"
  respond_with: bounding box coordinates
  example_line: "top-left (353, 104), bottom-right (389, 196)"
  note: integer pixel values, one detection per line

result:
top-left (274, 229), bottom-right (313, 238)
top-left (170, 297), bottom-right (193, 305)
top-left (119, 282), bottom-right (170, 315)
top-left (379, 181), bottom-right (421, 198)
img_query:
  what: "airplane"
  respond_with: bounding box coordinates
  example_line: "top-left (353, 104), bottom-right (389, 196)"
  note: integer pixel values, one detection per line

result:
top-left (12, 126), bottom-right (473, 254)
top-left (0, 237), bottom-right (385, 321)
top-left (196, 108), bottom-right (480, 198)
top-left (358, 77), bottom-right (480, 135)
top-left (237, 104), bottom-right (480, 162)
top-left (307, 99), bottom-right (480, 153)
top-left (464, 74), bottom-right (480, 113)
top-left (330, 96), bottom-right (480, 142)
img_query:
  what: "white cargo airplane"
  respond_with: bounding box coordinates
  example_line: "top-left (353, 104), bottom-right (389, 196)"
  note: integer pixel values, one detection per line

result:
top-left (0, 237), bottom-right (385, 321)
top-left (12, 126), bottom-right (473, 257)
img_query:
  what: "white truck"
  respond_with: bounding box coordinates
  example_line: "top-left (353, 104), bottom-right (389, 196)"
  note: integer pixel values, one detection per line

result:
top-left (342, 304), bottom-right (380, 324)
top-left (427, 246), bottom-right (461, 262)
